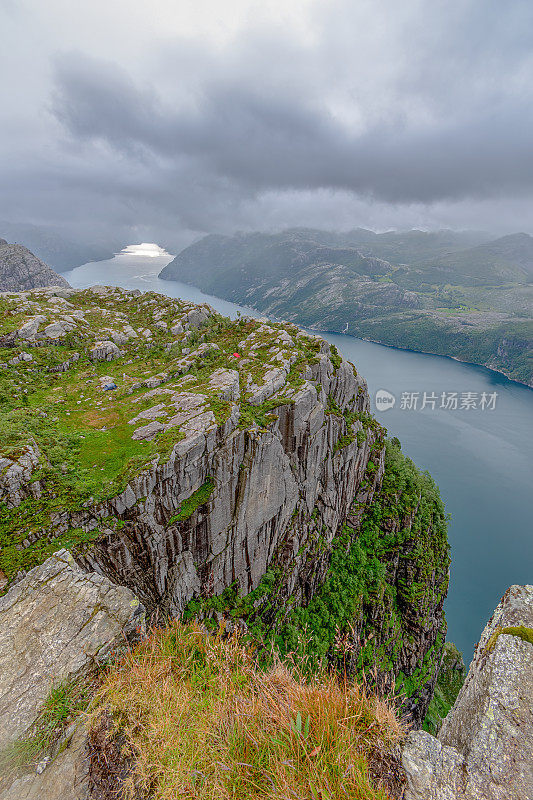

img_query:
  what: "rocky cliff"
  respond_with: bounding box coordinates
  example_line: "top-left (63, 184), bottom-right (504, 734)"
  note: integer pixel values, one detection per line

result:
top-left (0, 550), bottom-right (144, 799)
top-left (403, 584), bottom-right (533, 799)
top-left (0, 285), bottom-right (448, 727)
top-left (0, 240), bottom-right (71, 293)
top-left (0, 221), bottom-right (117, 272)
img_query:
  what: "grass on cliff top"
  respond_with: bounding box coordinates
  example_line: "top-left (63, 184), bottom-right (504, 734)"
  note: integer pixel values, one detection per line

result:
top-left (89, 621), bottom-right (405, 800)
top-left (0, 292), bottom-right (337, 581)
top-left (0, 678), bottom-right (93, 777)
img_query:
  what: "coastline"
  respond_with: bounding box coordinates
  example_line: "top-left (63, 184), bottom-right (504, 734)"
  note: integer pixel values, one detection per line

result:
top-left (322, 331), bottom-right (533, 391)
top-left (156, 274), bottom-right (533, 391)
top-left (230, 303), bottom-right (533, 392)
top-left (211, 297), bottom-right (533, 391)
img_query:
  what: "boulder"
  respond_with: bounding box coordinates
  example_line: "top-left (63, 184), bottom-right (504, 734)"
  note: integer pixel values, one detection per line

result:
top-left (0, 441), bottom-right (41, 508)
top-left (208, 368), bottom-right (240, 401)
top-left (43, 321), bottom-right (68, 339)
top-left (18, 315), bottom-right (47, 340)
top-left (0, 549), bottom-right (145, 749)
top-left (108, 329), bottom-right (128, 346)
top-left (186, 308), bottom-right (210, 329)
top-left (89, 340), bottom-right (122, 362)
top-left (131, 420), bottom-right (165, 441)
top-left (403, 584), bottom-right (533, 799)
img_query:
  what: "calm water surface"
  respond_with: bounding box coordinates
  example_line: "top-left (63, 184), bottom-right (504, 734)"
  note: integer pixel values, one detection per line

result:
top-left (66, 252), bottom-right (533, 661)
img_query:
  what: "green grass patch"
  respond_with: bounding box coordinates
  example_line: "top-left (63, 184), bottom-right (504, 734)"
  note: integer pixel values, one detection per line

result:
top-left (169, 478), bottom-right (215, 524)
top-left (238, 398), bottom-right (293, 429)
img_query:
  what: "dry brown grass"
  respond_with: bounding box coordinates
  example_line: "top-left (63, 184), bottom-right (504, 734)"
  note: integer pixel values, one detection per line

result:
top-left (83, 410), bottom-right (121, 428)
top-left (88, 622), bottom-right (405, 800)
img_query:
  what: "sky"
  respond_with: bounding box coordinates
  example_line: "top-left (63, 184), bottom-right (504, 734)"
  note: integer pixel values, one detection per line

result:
top-left (1, 0), bottom-right (533, 249)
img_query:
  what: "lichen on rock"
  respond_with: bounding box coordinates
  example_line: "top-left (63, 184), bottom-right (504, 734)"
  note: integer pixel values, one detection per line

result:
top-left (403, 584), bottom-right (533, 799)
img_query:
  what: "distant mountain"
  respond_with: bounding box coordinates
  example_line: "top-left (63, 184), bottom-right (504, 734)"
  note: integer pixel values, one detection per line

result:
top-left (0, 222), bottom-right (116, 272)
top-left (428, 233), bottom-right (533, 283)
top-left (161, 232), bottom-right (395, 294)
top-left (160, 229), bottom-right (533, 386)
top-left (332, 227), bottom-right (492, 265)
top-left (0, 240), bottom-right (71, 292)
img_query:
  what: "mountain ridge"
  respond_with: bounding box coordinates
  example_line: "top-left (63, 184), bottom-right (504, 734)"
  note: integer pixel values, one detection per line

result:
top-left (160, 229), bottom-right (533, 387)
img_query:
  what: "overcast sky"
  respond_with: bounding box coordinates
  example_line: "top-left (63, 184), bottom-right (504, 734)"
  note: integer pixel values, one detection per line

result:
top-left (1, 0), bottom-right (532, 248)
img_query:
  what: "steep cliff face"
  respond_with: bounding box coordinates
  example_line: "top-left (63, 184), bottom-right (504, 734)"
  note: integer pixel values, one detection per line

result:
top-left (74, 347), bottom-right (374, 616)
top-left (0, 285), bottom-right (448, 724)
top-left (0, 240), bottom-right (71, 292)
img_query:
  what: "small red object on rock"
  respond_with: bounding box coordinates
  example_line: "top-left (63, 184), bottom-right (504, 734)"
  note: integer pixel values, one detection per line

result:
top-left (233, 352), bottom-right (241, 358)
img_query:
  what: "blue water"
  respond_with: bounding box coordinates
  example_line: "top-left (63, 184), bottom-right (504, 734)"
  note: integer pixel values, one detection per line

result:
top-left (65, 252), bottom-right (533, 661)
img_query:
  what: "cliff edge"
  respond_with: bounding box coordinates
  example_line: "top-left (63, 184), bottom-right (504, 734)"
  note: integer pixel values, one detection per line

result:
top-left (0, 285), bottom-right (448, 728)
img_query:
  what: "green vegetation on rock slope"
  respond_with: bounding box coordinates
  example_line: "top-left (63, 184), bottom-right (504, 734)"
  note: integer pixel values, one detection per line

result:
top-left (0, 285), bottom-right (323, 579)
top-left (0, 283), bottom-right (450, 733)
top-left (160, 228), bottom-right (533, 386)
top-left (423, 642), bottom-right (465, 735)
top-left (185, 438), bottom-right (450, 722)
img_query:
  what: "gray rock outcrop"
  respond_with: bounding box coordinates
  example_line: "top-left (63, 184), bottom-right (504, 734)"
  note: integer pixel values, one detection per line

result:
top-left (0, 550), bottom-right (144, 749)
top-left (0, 241), bottom-right (70, 292)
top-left (0, 441), bottom-right (42, 508)
top-left (403, 584), bottom-right (533, 799)
top-left (0, 727), bottom-right (89, 800)
top-left (89, 340), bottom-right (122, 361)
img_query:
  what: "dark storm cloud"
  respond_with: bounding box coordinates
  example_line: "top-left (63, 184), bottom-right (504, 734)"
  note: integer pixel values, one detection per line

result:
top-left (53, 50), bottom-right (533, 204)
top-left (50, 0), bottom-right (533, 210)
top-left (2, 0), bottom-right (533, 242)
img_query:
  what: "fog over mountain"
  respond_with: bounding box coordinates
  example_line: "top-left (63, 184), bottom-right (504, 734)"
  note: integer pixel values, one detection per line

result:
top-left (1, 0), bottom-right (533, 250)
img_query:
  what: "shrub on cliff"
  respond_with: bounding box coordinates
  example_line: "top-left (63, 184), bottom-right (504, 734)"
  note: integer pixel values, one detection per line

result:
top-left (88, 621), bottom-right (405, 800)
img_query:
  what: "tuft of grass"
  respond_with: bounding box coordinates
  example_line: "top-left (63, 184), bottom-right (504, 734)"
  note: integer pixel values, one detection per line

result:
top-left (329, 345), bottom-right (342, 371)
top-left (89, 621), bottom-right (405, 800)
top-left (485, 624), bottom-right (533, 654)
top-left (0, 679), bottom-right (90, 776)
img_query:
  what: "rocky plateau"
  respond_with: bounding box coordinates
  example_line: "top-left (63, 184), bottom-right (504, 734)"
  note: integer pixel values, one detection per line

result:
top-left (0, 285), bottom-right (453, 796)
